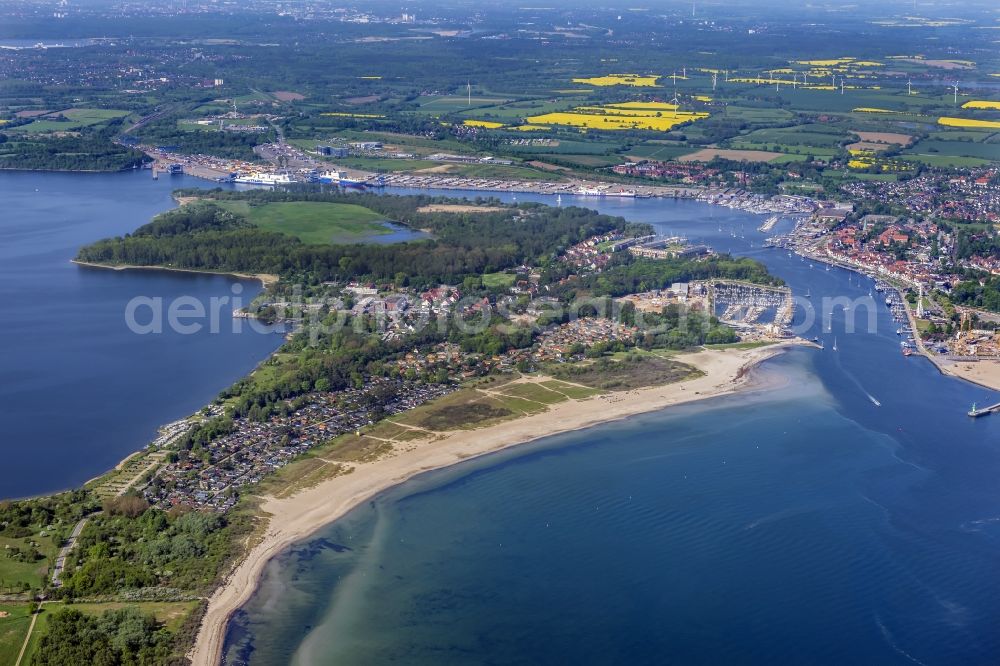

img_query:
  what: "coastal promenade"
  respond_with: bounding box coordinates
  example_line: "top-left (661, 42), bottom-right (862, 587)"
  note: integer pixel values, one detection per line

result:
top-left (190, 343), bottom-right (801, 666)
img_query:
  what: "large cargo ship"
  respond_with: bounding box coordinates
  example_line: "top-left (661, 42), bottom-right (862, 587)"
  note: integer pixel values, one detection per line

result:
top-left (233, 172), bottom-right (293, 186)
top-left (318, 170), bottom-right (377, 188)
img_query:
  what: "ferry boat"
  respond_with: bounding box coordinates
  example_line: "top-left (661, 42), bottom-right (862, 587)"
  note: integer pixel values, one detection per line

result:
top-left (605, 189), bottom-right (637, 198)
top-left (573, 187), bottom-right (604, 196)
top-left (233, 172), bottom-right (292, 186)
top-left (317, 170), bottom-right (380, 188)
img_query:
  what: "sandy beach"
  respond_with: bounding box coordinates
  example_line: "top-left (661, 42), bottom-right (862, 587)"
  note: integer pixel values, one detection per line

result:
top-left (189, 342), bottom-right (802, 665)
top-left (934, 357), bottom-right (1000, 393)
top-left (71, 259), bottom-right (279, 287)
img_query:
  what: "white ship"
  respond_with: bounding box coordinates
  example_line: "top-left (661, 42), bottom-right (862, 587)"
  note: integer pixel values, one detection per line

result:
top-left (233, 172), bottom-right (293, 186)
top-left (573, 186), bottom-right (604, 196)
top-left (318, 170), bottom-right (370, 188)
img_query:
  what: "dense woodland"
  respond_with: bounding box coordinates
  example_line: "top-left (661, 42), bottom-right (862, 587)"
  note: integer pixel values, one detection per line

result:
top-left (60, 497), bottom-right (246, 599)
top-left (950, 275), bottom-right (1000, 312)
top-left (135, 117), bottom-right (274, 160)
top-left (76, 191), bottom-right (642, 285)
top-left (0, 125), bottom-right (145, 171)
top-left (31, 607), bottom-right (178, 666)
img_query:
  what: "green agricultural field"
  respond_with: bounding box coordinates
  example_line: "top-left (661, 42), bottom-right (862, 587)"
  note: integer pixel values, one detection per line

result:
top-left (624, 143), bottom-right (695, 161)
top-left (8, 108), bottom-right (129, 133)
top-left (726, 140), bottom-right (838, 157)
top-left (542, 154), bottom-right (621, 167)
top-left (737, 125), bottom-right (851, 148)
top-left (904, 140), bottom-right (1000, 161)
top-left (899, 153), bottom-right (991, 167)
top-left (418, 95), bottom-right (512, 113)
top-left (720, 106), bottom-right (796, 123)
top-left (926, 129), bottom-right (997, 142)
top-left (458, 99), bottom-right (573, 120)
top-left (215, 201), bottom-right (391, 244)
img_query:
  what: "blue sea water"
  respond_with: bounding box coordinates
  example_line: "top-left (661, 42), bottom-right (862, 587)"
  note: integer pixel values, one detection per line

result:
top-left (0, 171), bottom-right (285, 498)
top-left (225, 190), bottom-right (1000, 665)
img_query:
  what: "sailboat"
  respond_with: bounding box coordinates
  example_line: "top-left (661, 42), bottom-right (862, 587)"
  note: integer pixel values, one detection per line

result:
top-left (832, 337), bottom-right (838, 352)
top-left (805, 288), bottom-right (811, 298)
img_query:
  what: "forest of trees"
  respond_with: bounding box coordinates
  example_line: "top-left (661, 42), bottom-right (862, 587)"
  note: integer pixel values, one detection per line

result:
top-left (133, 117), bottom-right (274, 160)
top-left (60, 501), bottom-right (244, 598)
top-left (31, 608), bottom-right (177, 666)
top-left (950, 275), bottom-right (1000, 313)
top-left (0, 126), bottom-right (145, 171)
top-left (567, 254), bottom-right (783, 298)
top-left (76, 191), bottom-right (639, 286)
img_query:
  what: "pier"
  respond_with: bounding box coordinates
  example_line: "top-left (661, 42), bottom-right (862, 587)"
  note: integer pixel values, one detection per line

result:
top-left (968, 401), bottom-right (1000, 418)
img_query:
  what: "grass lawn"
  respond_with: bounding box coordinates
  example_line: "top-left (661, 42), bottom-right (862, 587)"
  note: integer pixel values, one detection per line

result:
top-left (538, 380), bottom-right (604, 399)
top-left (391, 389), bottom-right (516, 431)
top-left (550, 354), bottom-right (698, 390)
top-left (482, 272), bottom-right (516, 288)
top-left (216, 201), bottom-right (390, 244)
top-left (495, 382), bottom-right (568, 405)
top-left (0, 535), bottom-right (53, 592)
top-left (0, 604), bottom-right (33, 666)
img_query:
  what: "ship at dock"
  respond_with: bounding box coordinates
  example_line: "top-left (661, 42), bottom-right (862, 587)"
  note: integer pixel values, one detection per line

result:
top-left (317, 170), bottom-right (382, 188)
top-left (572, 187), bottom-right (637, 197)
top-left (233, 172), bottom-right (293, 186)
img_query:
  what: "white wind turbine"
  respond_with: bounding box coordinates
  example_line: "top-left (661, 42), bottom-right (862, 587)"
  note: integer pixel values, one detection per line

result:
top-left (670, 89), bottom-right (681, 118)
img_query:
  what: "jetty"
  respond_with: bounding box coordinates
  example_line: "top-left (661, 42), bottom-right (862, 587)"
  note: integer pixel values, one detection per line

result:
top-left (968, 401), bottom-right (1000, 417)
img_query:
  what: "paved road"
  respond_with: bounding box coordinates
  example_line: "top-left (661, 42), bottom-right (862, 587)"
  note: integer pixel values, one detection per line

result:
top-left (49, 518), bottom-right (88, 588)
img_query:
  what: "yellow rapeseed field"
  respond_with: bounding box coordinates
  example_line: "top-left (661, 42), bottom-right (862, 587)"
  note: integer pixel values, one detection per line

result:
top-left (961, 101), bottom-right (1000, 110)
top-left (938, 116), bottom-right (1000, 129)
top-left (853, 108), bottom-right (898, 114)
top-left (511, 125), bottom-right (551, 131)
top-left (463, 119), bottom-right (505, 128)
top-left (577, 106), bottom-right (680, 117)
top-left (572, 74), bottom-right (660, 87)
top-left (527, 107), bottom-right (708, 132)
top-left (794, 58), bottom-right (856, 66)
